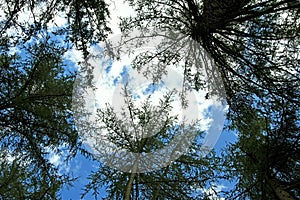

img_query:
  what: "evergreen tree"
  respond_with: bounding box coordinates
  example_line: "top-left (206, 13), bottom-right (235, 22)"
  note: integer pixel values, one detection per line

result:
top-left (119, 0), bottom-right (299, 104)
top-left (0, 0), bottom-right (111, 198)
top-left (79, 87), bottom-right (220, 199)
top-left (222, 84), bottom-right (299, 200)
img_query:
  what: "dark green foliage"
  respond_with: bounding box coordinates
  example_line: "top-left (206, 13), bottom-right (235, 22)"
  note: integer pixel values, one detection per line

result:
top-left (120, 0), bottom-right (300, 104)
top-left (220, 82), bottom-right (299, 199)
top-left (1, 0), bottom-right (299, 199)
top-left (0, 151), bottom-right (69, 200)
top-left (0, 0), bottom-right (110, 198)
top-left (0, 38), bottom-right (78, 199)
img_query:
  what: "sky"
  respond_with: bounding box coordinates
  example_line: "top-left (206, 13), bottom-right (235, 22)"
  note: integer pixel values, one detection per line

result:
top-left (0, 0), bottom-right (237, 199)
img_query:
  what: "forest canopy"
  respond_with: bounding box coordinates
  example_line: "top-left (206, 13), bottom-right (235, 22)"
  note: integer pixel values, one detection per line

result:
top-left (0, 0), bottom-right (299, 199)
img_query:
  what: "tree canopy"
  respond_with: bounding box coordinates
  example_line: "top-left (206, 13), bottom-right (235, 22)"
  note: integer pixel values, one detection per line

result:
top-left (0, 0), bottom-right (299, 199)
top-left (120, 0), bottom-right (299, 104)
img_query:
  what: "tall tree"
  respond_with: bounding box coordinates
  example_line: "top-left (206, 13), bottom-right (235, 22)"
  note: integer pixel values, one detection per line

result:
top-left (119, 0), bottom-right (299, 105)
top-left (0, 0), bottom-right (111, 198)
top-left (0, 37), bottom-right (78, 199)
top-left (77, 86), bottom-right (220, 199)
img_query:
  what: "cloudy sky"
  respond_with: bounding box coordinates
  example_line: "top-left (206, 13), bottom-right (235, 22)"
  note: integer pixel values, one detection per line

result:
top-left (65, 1), bottom-right (233, 198)
top-left (1, 0), bottom-right (237, 199)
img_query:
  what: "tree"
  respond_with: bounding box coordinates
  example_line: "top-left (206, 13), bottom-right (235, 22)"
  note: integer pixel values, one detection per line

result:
top-left (221, 85), bottom-right (299, 200)
top-left (119, 0), bottom-right (299, 105)
top-left (75, 85), bottom-right (221, 199)
top-left (0, 38), bottom-right (78, 199)
top-left (0, 149), bottom-right (70, 199)
top-left (2, 0), bottom-right (298, 198)
top-left (0, 0), bottom-right (111, 57)
top-left (0, 0), bottom-right (111, 198)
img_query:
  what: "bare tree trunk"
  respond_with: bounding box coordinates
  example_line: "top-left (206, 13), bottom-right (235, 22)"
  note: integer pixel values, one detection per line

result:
top-left (124, 157), bottom-right (139, 200)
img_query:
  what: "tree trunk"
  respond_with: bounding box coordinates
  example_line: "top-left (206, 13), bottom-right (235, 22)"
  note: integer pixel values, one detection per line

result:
top-left (124, 157), bottom-right (139, 200)
top-left (266, 176), bottom-right (296, 200)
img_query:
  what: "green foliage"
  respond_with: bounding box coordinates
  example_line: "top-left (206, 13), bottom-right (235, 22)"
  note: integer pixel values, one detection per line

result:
top-left (0, 151), bottom-right (71, 200)
top-left (1, 0), bottom-right (299, 199)
top-left (0, 38), bottom-right (78, 198)
top-left (222, 87), bottom-right (300, 199)
top-left (0, 0), bottom-right (111, 198)
top-left (0, 0), bottom-right (111, 57)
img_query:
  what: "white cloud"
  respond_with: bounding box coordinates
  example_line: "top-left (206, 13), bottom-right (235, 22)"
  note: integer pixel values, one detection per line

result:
top-left (49, 154), bottom-right (61, 166)
top-left (46, 11), bottom-right (68, 30)
top-left (105, 0), bottom-right (136, 35)
top-left (63, 48), bottom-right (84, 65)
top-left (200, 185), bottom-right (226, 200)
